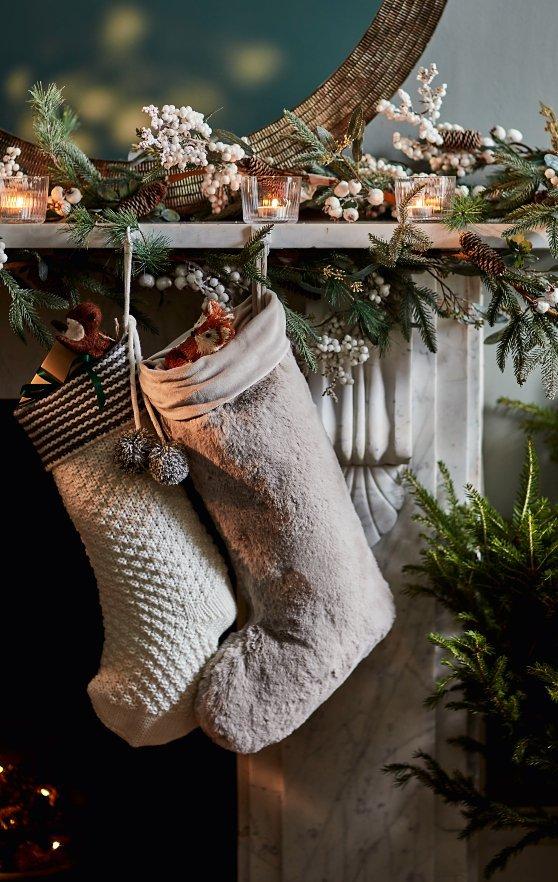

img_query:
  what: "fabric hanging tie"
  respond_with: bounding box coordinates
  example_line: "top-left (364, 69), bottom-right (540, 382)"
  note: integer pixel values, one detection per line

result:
top-left (114, 228), bottom-right (190, 485)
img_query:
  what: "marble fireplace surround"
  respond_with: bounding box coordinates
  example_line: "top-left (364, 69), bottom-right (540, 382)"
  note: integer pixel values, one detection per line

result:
top-left (0, 221), bottom-right (548, 882)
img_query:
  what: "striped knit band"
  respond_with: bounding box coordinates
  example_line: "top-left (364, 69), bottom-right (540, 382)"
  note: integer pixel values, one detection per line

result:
top-left (15, 341), bottom-right (135, 471)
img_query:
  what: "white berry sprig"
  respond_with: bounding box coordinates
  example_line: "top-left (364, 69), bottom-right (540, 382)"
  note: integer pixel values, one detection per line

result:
top-left (311, 315), bottom-right (371, 390)
top-left (376, 63), bottom-right (496, 178)
top-left (138, 104), bottom-right (246, 214)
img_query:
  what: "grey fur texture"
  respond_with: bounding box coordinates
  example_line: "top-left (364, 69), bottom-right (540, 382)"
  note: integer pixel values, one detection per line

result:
top-left (153, 350), bottom-right (395, 753)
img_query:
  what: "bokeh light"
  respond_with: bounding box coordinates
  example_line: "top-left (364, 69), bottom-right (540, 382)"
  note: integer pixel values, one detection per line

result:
top-left (0, 0), bottom-right (381, 157)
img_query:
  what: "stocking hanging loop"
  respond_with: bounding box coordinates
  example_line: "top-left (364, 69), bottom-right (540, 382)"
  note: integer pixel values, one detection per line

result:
top-left (116, 227), bottom-right (190, 485)
top-left (123, 226), bottom-right (133, 332)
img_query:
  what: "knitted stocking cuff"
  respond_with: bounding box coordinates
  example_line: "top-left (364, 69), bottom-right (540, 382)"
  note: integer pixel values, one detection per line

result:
top-left (16, 340), bottom-right (132, 471)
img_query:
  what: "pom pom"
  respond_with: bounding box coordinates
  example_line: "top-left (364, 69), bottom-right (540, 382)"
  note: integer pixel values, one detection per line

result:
top-left (114, 428), bottom-right (153, 474)
top-left (148, 443), bottom-right (190, 485)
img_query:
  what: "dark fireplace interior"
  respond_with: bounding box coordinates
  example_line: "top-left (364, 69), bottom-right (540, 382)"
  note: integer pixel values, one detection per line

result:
top-left (1, 401), bottom-right (237, 880)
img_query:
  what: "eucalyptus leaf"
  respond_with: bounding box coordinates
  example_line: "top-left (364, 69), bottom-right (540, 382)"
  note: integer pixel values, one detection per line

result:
top-left (95, 175), bottom-right (141, 203)
top-left (212, 129), bottom-right (253, 156)
top-left (38, 257), bottom-right (49, 282)
top-left (348, 104), bottom-right (365, 163)
top-left (544, 153), bottom-right (558, 171)
top-left (316, 126), bottom-right (336, 150)
top-left (161, 208), bottom-right (181, 222)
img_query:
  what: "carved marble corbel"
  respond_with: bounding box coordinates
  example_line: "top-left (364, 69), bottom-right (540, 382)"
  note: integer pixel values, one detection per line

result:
top-left (308, 332), bottom-right (412, 546)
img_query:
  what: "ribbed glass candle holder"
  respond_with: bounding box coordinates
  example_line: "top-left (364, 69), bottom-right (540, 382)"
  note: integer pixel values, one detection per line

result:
top-left (394, 175), bottom-right (456, 222)
top-left (241, 175), bottom-right (301, 223)
top-left (0, 175), bottom-right (49, 223)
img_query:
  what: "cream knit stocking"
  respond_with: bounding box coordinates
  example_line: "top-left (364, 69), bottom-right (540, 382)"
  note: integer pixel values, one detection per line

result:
top-left (16, 339), bottom-right (236, 747)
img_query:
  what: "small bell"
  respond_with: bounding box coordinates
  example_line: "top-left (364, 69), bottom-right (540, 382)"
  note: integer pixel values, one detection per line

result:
top-left (114, 428), bottom-right (153, 474)
top-left (148, 442), bottom-right (190, 485)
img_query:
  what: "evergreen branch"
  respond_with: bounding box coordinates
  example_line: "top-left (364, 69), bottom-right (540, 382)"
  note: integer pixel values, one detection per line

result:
top-left (29, 82), bottom-right (101, 188)
top-left (484, 829), bottom-right (550, 878)
top-left (445, 194), bottom-right (490, 230)
top-left (347, 298), bottom-right (390, 349)
top-left (65, 205), bottom-right (100, 247)
top-left (284, 109), bottom-right (327, 154)
top-left (395, 440), bottom-right (558, 879)
top-left (498, 397), bottom-right (558, 460)
top-left (513, 439), bottom-right (540, 526)
top-left (130, 233), bottom-right (170, 277)
top-left (1, 269), bottom-right (67, 347)
top-left (282, 304), bottom-right (318, 371)
top-left (409, 284), bottom-right (437, 352)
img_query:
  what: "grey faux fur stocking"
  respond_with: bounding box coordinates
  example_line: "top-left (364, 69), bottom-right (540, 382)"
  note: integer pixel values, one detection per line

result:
top-left (140, 292), bottom-right (395, 753)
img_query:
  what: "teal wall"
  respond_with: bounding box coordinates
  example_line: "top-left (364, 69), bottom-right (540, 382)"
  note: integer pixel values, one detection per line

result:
top-left (4, 0), bottom-right (380, 157)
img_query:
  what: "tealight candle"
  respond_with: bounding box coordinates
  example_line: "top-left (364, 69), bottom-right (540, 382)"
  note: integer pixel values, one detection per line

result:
top-left (0, 175), bottom-right (49, 223)
top-left (395, 176), bottom-right (455, 222)
top-left (257, 197), bottom-right (287, 220)
top-left (241, 175), bottom-right (301, 223)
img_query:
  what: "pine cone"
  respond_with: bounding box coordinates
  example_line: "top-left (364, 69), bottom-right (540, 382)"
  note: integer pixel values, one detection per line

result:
top-left (442, 129), bottom-right (482, 153)
top-left (237, 156), bottom-right (294, 178)
top-left (119, 180), bottom-right (168, 218)
top-left (459, 231), bottom-right (506, 276)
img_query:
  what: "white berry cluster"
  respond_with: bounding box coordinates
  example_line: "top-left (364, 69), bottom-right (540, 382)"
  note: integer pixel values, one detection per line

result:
top-left (138, 104), bottom-right (213, 170)
top-left (312, 316), bottom-right (370, 387)
top-left (0, 238), bottom-right (8, 267)
top-left (138, 261), bottom-right (244, 311)
top-left (138, 105), bottom-right (246, 213)
top-left (366, 272), bottom-right (390, 304)
top-left (376, 63), bottom-right (495, 177)
top-left (324, 179), bottom-right (385, 222)
top-left (491, 125), bottom-right (524, 145)
top-left (535, 286), bottom-right (558, 314)
top-left (201, 141), bottom-right (245, 214)
top-left (0, 146), bottom-right (23, 178)
top-left (359, 154), bottom-right (410, 181)
top-left (455, 184), bottom-right (487, 198)
top-left (48, 185), bottom-right (82, 217)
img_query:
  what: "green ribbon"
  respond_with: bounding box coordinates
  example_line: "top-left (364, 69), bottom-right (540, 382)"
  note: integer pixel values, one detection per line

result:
top-left (20, 355), bottom-right (106, 410)
top-left (20, 367), bottom-right (62, 401)
top-left (80, 354), bottom-right (106, 410)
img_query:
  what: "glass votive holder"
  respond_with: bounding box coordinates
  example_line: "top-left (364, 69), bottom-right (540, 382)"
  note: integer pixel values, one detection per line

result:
top-left (0, 175), bottom-right (49, 223)
top-left (241, 175), bottom-right (301, 223)
top-left (394, 175), bottom-right (456, 222)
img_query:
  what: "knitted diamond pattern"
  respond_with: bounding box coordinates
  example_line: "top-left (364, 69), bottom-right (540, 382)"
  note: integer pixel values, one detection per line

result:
top-left (54, 431), bottom-right (236, 745)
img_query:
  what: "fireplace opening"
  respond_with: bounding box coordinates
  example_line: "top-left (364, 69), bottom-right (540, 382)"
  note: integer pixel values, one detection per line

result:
top-left (1, 402), bottom-right (238, 880)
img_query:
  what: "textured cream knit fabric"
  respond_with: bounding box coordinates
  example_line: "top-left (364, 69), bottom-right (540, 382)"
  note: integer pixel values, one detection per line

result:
top-left (16, 339), bottom-right (236, 748)
top-left (54, 430), bottom-right (236, 747)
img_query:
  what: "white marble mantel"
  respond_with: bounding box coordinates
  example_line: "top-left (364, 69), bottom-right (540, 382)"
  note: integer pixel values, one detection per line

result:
top-left (0, 222), bottom-right (545, 882)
